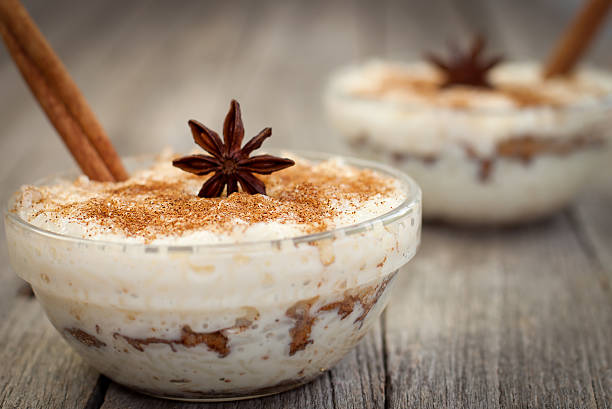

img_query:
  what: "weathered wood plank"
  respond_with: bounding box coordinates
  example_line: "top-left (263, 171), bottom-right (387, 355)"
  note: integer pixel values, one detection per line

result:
top-left (0, 298), bottom-right (101, 409)
top-left (496, 216), bottom-right (611, 408)
top-left (92, 0), bottom-right (258, 155)
top-left (384, 216), bottom-right (612, 409)
top-left (482, 0), bottom-right (612, 65)
top-left (449, 0), bottom-right (506, 51)
top-left (384, 227), bottom-right (503, 409)
top-left (385, 0), bottom-right (466, 60)
top-left (330, 320), bottom-right (386, 409)
top-left (571, 178), bottom-right (612, 273)
top-left (101, 373), bottom-right (334, 409)
top-left (0, 0), bottom-right (151, 200)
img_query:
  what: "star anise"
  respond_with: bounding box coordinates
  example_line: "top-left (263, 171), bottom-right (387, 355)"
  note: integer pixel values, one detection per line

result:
top-left (425, 36), bottom-right (503, 89)
top-left (172, 100), bottom-right (295, 198)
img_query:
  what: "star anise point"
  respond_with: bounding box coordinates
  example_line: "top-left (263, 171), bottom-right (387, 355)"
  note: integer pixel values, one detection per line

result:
top-left (425, 35), bottom-right (503, 89)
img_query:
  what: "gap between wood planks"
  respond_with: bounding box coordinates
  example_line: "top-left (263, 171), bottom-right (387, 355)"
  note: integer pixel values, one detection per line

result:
top-left (84, 376), bottom-right (110, 409)
top-left (382, 310), bottom-right (391, 409)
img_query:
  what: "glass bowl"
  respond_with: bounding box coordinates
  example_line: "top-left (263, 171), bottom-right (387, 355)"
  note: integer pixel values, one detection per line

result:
top-left (4, 152), bottom-right (421, 402)
top-left (325, 61), bottom-right (612, 225)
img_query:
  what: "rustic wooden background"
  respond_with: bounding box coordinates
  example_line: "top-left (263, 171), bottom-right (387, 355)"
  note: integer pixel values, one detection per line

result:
top-left (1, 0), bottom-right (611, 408)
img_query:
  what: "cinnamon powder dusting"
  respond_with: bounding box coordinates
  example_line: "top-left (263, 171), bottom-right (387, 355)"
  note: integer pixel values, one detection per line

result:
top-left (15, 156), bottom-right (401, 243)
top-left (352, 71), bottom-right (562, 108)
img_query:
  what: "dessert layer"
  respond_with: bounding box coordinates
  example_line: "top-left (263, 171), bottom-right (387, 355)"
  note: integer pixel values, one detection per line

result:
top-left (326, 61), bottom-right (612, 156)
top-left (11, 152), bottom-right (408, 244)
top-left (39, 271), bottom-right (397, 397)
top-left (354, 133), bottom-right (603, 181)
top-left (349, 140), bottom-right (602, 224)
top-left (332, 60), bottom-right (612, 109)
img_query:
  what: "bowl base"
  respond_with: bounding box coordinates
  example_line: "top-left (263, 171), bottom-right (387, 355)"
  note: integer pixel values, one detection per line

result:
top-left (125, 377), bottom-right (314, 402)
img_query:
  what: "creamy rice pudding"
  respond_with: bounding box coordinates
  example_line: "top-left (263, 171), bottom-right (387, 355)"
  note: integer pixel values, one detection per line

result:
top-left (5, 152), bottom-right (421, 401)
top-left (326, 60), bottom-right (612, 224)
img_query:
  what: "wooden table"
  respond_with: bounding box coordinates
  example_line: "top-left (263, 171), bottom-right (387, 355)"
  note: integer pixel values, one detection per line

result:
top-left (1, 1), bottom-right (611, 407)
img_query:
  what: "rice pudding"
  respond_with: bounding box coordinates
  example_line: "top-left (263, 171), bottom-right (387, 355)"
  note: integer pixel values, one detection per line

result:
top-left (325, 60), bottom-right (612, 224)
top-left (5, 152), bottom-right (421, 401)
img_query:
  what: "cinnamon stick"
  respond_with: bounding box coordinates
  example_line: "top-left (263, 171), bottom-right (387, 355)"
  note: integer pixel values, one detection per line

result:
top-left (0, 0), bottom-right (128, 181)
top-left (543, 0), bottom-right (612, 78)
top-left (0, 23), bottom-right (115, 182)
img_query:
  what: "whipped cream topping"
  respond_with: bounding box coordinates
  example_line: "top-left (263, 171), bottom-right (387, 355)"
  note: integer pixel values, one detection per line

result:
top-left (11, 152), bottom-right (408, 244)
top-left (331, 60), bottom-right (612, 110)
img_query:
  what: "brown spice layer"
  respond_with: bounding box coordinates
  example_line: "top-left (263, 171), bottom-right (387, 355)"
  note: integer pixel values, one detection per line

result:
top-left (468, 134), bottom-right (603, 180)
top-left (496, 134), bottom-right (602, 162)
top-left (286, 297), bottom-right (320, 356)
top-left (319, 272), bottom-right (395, 327)
top-left (113, 311), bottom-right (258, 357)
top-left (65, 328), bottom-right (106, 348)
top-left (286, 272), bottom-right (397, 356)
top-left (22, 158), bottom-right (397, 242)
top-left (350, 133), bottom-right (602, 182)
top-left (114, 326), bottom-right (230, 357)
top-left (351, 72), bottom-right (569, 108)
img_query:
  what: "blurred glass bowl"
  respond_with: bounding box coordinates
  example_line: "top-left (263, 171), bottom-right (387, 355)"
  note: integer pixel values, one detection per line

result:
top-left (325, 61), bottom-right (612, 225)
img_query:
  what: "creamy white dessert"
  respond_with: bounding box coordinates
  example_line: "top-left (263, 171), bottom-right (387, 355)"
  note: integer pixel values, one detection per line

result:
top-left (13, 151), bottom-right (408, 244)
top-left (326, 60), bottom-right (612, 224)
top-left (5, 153), bottom-right (421, 400)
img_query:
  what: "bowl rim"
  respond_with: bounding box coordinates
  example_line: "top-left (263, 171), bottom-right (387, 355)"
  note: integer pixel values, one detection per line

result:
top-left (326, 59), bottom-right (612, 115)
top-left (4, 150), bottom-right (422, 251)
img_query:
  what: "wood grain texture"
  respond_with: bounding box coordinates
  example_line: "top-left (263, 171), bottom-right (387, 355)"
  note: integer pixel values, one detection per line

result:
top-left (1, 0), bottom-right (612, 408)
top-left (384, 217), bottom-right (612, 409)
top-left (0, 298), bottom-right (101, 409)
top-left (571, 177), bottom-right (612, 273)
top-left (483, 0), bottom-right (612, 66)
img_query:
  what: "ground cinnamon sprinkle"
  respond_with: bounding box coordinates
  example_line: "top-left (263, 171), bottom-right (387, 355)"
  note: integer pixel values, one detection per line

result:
top-left (15, 155), bottom-right (401, 242)
top-left (352, 72), bottom-right (564, 108)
